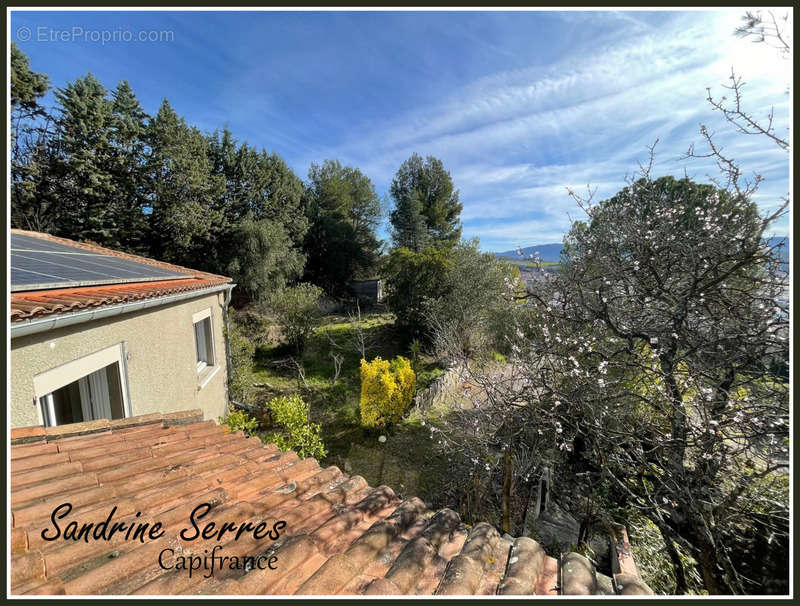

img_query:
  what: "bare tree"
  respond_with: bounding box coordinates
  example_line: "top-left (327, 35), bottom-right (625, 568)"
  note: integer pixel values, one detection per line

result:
top-left (347, 301), bottom-right (376, 359)
top-left (685, 9), bottom-right (791, 195)
top-left (421, 10), bottom-right (790, 596)
top-left (329, 352), bottom-right (344, 386)
top-left (734, 10), bottom-right (791, 57)
top-left (274, 357), bottom-right (310, 392)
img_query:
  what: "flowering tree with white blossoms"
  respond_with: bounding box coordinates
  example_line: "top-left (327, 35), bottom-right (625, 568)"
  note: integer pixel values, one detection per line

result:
top-left (424, 11), bottom-right (789, 594)
top-left (546, 171), bottom-right (788, 594)
top-left (427, 168), bottom-right (788, 595)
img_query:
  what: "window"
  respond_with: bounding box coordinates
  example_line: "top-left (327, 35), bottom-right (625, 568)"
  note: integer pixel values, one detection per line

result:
top-left (193, 309), bottom-right (215, 372)
top-left (33, 343), bottom-right (130, 428)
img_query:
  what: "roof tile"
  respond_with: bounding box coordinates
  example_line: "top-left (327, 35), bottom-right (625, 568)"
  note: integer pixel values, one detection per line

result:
top-left (10, 411), bottom-right (652, 595)
top-left (498, 537), bottom-right (550, 595)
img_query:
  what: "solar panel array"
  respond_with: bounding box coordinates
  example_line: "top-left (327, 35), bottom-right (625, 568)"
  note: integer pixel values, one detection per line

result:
top-left (11, 233), bottom-right (192, 292)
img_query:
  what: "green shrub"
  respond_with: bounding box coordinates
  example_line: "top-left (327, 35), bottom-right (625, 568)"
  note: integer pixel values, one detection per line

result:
top-left (227, 312), bottom-right (256, 403)
top-left (416, 366), bottom-right (444, 389)
top-left (409, 339), bottom-right (422, 373)
top-left (268, 283), bottom-right (324, 355)
top-left (265, 394), bottom-right (326, 459)
top-left (219, 409), bottom-right (259, 435)
top-left (360, 356), bottom-right (416, 428)
top-left (628, 515), bottom-right (702, 594)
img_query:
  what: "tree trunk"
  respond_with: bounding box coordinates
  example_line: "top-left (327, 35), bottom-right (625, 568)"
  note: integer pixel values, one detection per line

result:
top-left (690, 528), bottom-right (733, 594)
top-left (656, 522), bottom-right (689, 594)
top-left (519, 475), bottom-right (538, 536)
top-left (502, 448), bottom-right (513, 534)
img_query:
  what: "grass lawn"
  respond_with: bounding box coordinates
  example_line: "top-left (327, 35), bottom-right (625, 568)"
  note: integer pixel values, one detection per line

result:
top-left (249, 310), bottom-right (449, 502)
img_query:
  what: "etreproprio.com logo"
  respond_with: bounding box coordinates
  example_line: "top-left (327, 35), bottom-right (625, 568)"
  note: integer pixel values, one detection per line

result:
top-left (16, 25), bottom-right (175, 45)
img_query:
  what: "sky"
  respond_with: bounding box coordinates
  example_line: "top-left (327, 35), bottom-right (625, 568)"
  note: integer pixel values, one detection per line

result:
top-left (10, 9), bottom-right (792, 252)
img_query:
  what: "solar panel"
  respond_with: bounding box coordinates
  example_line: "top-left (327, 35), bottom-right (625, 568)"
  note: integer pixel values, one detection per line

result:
top-left (10, 233), bottom-right (193, 292)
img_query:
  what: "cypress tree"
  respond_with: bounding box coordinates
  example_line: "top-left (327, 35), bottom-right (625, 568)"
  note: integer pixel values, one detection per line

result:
top-left (10, 43), bottom-right (56, 233)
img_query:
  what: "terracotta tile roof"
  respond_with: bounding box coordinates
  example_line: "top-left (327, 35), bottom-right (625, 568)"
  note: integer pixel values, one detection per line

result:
top-left (10, 229), bottom-right (231, 323)
top-left (9, 411), bottom-right (654, 596)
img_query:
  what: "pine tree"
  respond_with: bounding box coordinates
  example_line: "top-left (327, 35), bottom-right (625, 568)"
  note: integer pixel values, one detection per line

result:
top-left (110, 81), bottom-right (149, 253)
top-left (389, 189), bottom-right (429, 252)
top-left (52, 73), bottom-right (118, 245)
top-left (10, 43), bottom-right (56, 233)
top-left (389, 153), bottom-right (463, 251)
top-left (145, 100), bottom-right (225, 266)
top-left (251, 149), bottom-right (308, 243)
top-left (10, 43), bottom-right (49, 117)
top-left (303, 159), bottom-right (383, 295)
top-left (205, 129), bottom-right (309, 293)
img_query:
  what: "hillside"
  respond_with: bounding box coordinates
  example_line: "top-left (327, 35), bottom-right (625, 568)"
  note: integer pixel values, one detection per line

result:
top-left (494, 243), bottom-right (563, 263)
top-left (496, 237), bottom-right (789, 264)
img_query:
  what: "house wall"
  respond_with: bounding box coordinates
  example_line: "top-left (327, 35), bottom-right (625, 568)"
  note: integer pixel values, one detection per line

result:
top-left (10, 291), bottom-right (229, 428)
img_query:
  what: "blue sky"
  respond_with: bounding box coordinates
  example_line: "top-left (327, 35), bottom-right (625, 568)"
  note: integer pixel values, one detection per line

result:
top-left (11, 9), bottom-right (792, 251)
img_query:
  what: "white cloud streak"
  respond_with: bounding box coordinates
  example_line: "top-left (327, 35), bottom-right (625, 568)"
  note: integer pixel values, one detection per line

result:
top-left (292, 9), bottom-right (791, 251)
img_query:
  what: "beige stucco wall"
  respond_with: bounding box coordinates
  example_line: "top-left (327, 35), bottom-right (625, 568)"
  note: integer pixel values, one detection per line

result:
top-left (10, 290), bottom-right (230, 428)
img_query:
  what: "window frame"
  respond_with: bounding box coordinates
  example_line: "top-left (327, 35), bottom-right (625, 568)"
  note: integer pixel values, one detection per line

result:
top-left (33, 342), bottom-right (132, 427)
top-left (192, 308), bottom-right (216, 375)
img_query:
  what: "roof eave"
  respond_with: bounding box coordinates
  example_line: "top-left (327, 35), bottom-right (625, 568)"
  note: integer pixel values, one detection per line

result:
top-left (10, 282), bottom-right (235, 340)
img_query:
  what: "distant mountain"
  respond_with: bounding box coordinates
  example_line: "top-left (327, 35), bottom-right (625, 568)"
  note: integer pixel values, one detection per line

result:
top-left (496, 238), bottom-right (789, 264)
top-left (495, 243), bottom-right (563, 263)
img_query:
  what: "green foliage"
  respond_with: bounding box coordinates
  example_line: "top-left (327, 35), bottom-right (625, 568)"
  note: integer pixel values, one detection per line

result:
top-left (303, 159), bottom-right (382, 296)
top-left (382, 246), bottom-right (452, 339)
top-left (426, 239), bottom-right (522, 359)
top-left (359, 356), bottom-right (416, 428)
top-left (145, 99), bottom-right (225, 265)
top-left (268, 283), bottom-right (324, 355)
top-left (226, 217), bottom-right (305, 301)
top-left (409, 339), bottom-right (422, 373)
top-left (628, 515), bottom-right (702, 595)
top-left (415, 366), bottom-right (444, 390)
top-left (51, 73), bottom-right (119, 245)
top-left (227, 311), bottom-right (256, 403)
top-left (10, 43), bottom-right (49, 114)
top-left (233, 307), bottom-right (272, 348)
top-left (11, 48), bottom-right (309, 297)
top-left (11, 46), bottom-right (58, 234)
top-left (206, 128), bottom-right (309, 284)
top-left (545, 175), bottom-right (788, 594)
top-left (108, 81), bottom-right (150, 253)
top-left (383, 239), bottom-right (520, 350)
top-left (389, 154), bottom-right (463, 251)
top-left (491, 351), bottom-right (507, 363)
top-left (265, 395), bottom-right (326, 459)
top-left (219, 409), bottom-right (259, 435)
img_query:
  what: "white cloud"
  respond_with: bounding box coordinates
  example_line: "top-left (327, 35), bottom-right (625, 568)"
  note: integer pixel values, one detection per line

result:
top-left (297, 9), bottom-right (791, 250)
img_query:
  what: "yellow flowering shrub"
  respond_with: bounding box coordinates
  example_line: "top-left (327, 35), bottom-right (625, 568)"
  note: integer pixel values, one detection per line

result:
top-left (359, 356), bottom-right (416, 428)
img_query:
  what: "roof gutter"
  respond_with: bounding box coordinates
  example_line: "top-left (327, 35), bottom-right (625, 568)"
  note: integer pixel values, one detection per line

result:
top-left (10, 283), bottom-right (234, 339)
